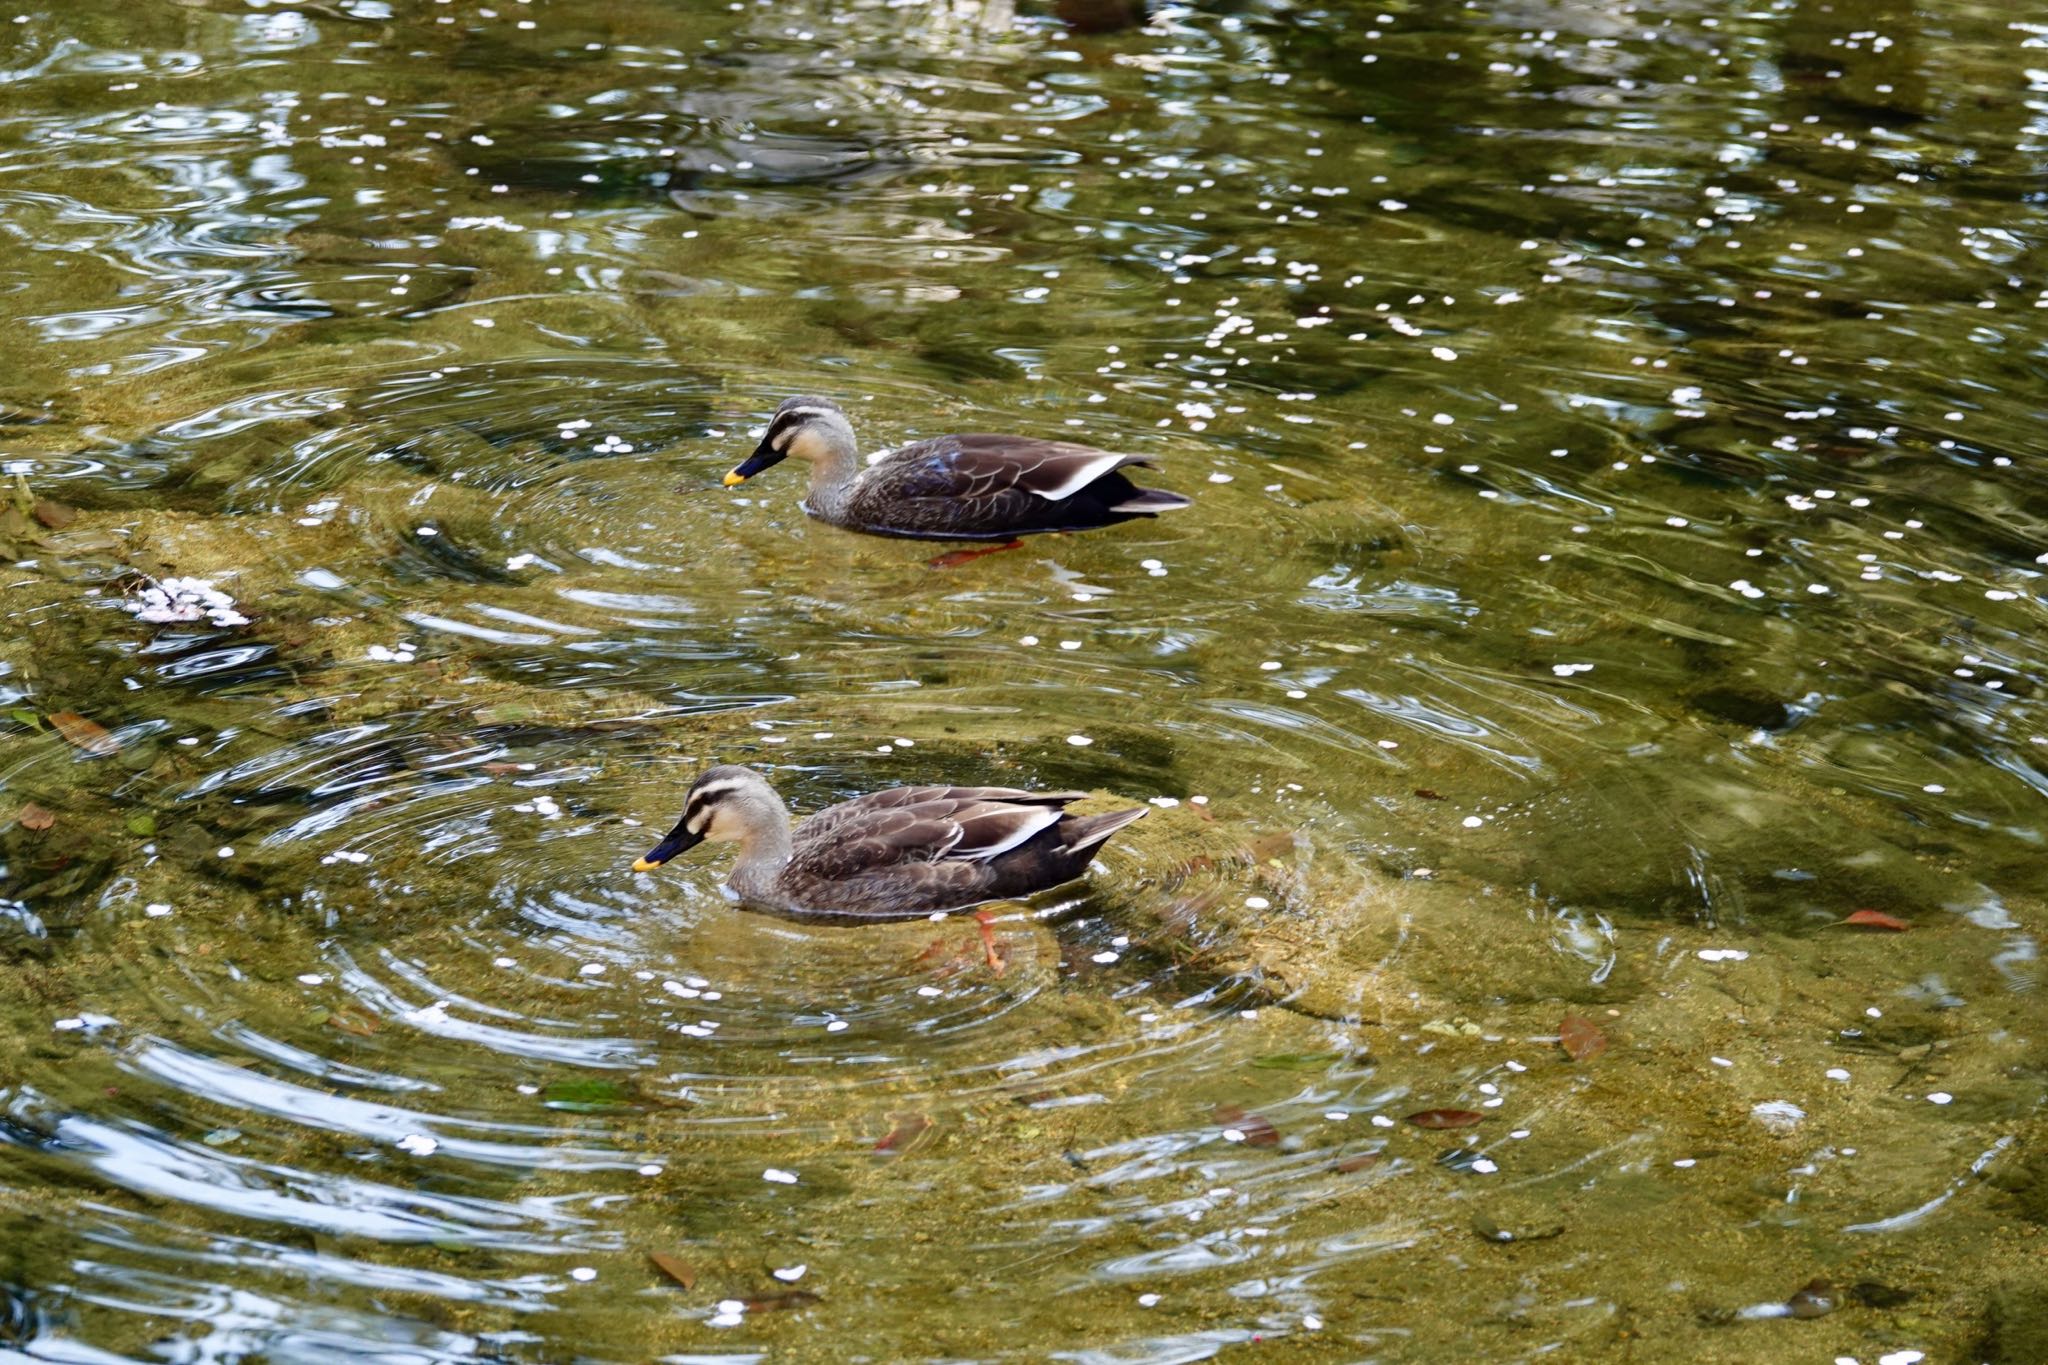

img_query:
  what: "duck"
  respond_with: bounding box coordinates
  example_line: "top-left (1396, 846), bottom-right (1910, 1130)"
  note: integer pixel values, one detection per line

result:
top-left (629, 764), bottom-right (1149, 922)
top-left (720, 396), bottom-right (1190, 556)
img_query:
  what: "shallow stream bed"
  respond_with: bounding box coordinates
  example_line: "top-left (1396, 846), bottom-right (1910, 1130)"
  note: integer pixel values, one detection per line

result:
top-left (2, 1), bottom-right (2046, 1360)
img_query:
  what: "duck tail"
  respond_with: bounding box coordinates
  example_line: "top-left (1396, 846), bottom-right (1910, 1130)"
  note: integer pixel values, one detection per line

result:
top-left (1106, 488), bottom-right (1192, 514)
top-left (1057, 804), bottom-right (1149, 856)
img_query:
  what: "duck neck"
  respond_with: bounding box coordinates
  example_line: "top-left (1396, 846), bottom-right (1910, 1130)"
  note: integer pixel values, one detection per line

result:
top-left (801, 434), bottom-right (863, 521)
top-left (726, 818), bottom-right (794, 901)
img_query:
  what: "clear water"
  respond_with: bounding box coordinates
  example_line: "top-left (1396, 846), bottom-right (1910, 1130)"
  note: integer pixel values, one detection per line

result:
top-left (2, 1), bottom-right (2045, 1360)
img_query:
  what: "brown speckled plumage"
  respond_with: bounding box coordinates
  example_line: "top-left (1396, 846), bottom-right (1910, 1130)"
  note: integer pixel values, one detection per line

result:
top-left (631, 765), bottom-right (1149, 920)
top-left (723, 396), bottom-right (1191, 541)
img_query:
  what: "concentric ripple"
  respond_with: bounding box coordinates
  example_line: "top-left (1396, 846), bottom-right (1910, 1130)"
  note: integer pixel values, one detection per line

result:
top-left (3, 0), bottom-right (2046, 1361)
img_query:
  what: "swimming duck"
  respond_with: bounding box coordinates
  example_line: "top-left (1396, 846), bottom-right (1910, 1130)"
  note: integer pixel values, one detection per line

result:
top-left (630, 764), bottom-right (1149, 921)
top-left (721, 396), bottom-right (1191, 549)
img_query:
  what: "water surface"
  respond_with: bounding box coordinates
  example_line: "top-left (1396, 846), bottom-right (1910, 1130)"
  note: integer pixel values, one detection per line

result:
top-left (3, 1), bottom-right (2045, 1360)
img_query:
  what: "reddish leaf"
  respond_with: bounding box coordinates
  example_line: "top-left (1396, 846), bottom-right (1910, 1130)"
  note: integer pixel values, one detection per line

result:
top-left (1333, 1153), bottom-right (1381, 1174)
top-left (874, 1113), bottom-right (932, 1154)
top-left (1840, 909), bottom-right (1909, 932)
top-left (1243, 831), bottom-right (1298, 864)
top-left (15, 802), bottom-right (56, 832)
top-left (1211, 1103), bottom-right (1280, 1146)
top-left (647, 1251), bottom-right (697, 1291)
top-left (1412, 788), bottom-right (1445, 801)
top-left (32, 500), bottom-right (76, 529)
top-left (1405, 1109), bottom-right (1486, 1130)
top-left (480, 762), bottom-right (524, 775)
top-left (48, 711), bottom-right (118, 757)
top-left (325, 1006), bottom-right (380, 1037)
top-left (1559, 1014), bottom-right (1609, 1062)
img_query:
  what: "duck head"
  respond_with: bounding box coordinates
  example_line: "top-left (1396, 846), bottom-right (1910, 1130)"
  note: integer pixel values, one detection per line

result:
top-left (724, 396), bottom-right (857, 485)
top-left (631, 764), bottom-right (786, 871)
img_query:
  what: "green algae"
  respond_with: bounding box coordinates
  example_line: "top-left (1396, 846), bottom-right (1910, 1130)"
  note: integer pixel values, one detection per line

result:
top-left (2, 0), bottom-right (2047, 1360)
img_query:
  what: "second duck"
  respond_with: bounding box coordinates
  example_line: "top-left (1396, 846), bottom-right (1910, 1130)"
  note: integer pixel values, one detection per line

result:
top-left (631, 764), bottom-right (1148, 920)
top-left (721, 396), bottom-right (1191, 546)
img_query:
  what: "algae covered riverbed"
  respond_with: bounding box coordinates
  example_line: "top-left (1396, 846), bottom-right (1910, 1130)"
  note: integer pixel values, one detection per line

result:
top-left (2, 0), bottom-right (2046, 1360)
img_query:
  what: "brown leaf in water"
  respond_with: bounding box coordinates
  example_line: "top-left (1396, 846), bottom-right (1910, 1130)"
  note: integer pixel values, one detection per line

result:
top-left (33, 500), bottom-right (76, 529)
top-left (647, 1251), bottom-right (697, 1291)
top-left (1840, 909), bottom-right (1910, 932)
top-left (744, 1290), bottom-right (821, 1312)
top-left (1559, 1014), bottom-right (1609, 1062)
top-left (325, 1006), bottom-right (380, 1037)
top-left (1210, 1103), bottom-right (1280, 1146)
top-left (48, 711), bottom-right (119, 757)
top-left (874, 1113), bottom-right (932, 1154)
top-left (1333, 1153), bottom-right (1381, 1174)
top-left (1405, 1109), bottom-right (1486, 1130)
top-left (480, 762), bottom-right (524, 775)
top-left (1785, 1277), bottom-right (1837, 1319)
top-left (1412, 787), bottom-right (1445, 801)
top-left (15, 802), bottom-right (56, 832)
top-left (1849, 1281), bottom-right (1913, 1309)
top-left (1242, 831), bottom-right (1298, 864)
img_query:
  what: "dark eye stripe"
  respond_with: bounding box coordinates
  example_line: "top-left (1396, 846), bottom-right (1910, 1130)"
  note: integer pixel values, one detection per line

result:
top-left (684, 780), bottom-right (741, 826)
top-left (769, 407), bottom-right (831, 441)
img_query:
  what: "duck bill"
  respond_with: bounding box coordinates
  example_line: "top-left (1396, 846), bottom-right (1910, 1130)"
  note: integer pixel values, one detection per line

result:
top-left (723, 438), bottom-right (785, 487)
top-left (630, 826), bottom-right (705, 873)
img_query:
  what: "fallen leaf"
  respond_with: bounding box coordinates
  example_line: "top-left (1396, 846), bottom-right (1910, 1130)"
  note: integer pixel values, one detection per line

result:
top-left (480, 762), bottom-right (524, 775)
top-left (1559, 1014), bottom-right (1608, 1062)
top-left (1785, 1277), bottom-right (1837, 1319)
top-left (16, 802), bottom-right (55, 832)
top-left (48, 710), bottom-right (119, 757)
top-left (126, 812), bottom-right (157, 837)
top-left (1849, 1281), bottom-right (1913, 1309)
top-left (1405, 1109), bottom-right (1486, 1130)
top-left (1251, 1051), bottom-right (1345, 1070)
top-left (325, 1006), bottom-right (380, 1037)
top-left (1840, 909), bottom-right (1909, 932)
top-left (744, 1290), bottom-right (821, 1312)
top-left (32, 500), bottom-right (76, 529)
top-left (1211, 1103), bottom-right (1280, 1146)
top-left (543, 1079), bottom-right (628, 1113)
top-left (874, 1113), bottom-right (932, 1154)
top-left (1242, 831), bottom-right (1298, 864)
top-left (647, 1251), bottom-right (697, 1291)
top-left (1413, 787), bottom-right (1445, 801)
top-left (1333, 1153), bottom-right (1381, 1174)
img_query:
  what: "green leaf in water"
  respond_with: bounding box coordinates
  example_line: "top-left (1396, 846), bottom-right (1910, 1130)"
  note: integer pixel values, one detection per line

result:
top-left (126, 812), bottom-right (157, 837)
top-left (1251, 1051), bottom-right (1345, 1070)
top-left (543, 1078), bottom-right (626, 1112)
top-left (8, 709), bottom-right (40, 730)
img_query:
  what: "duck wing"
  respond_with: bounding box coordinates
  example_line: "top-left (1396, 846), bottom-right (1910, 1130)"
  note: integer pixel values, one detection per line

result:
top-left (853, 435), bottom-right (1182, 538)
top-left (877, 435), bottom-right (1153, 501)
top-left (790, 787), bottom-right (1084, 882)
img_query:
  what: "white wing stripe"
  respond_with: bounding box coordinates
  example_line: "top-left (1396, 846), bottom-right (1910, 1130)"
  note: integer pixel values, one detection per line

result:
top-left (953, 806), bottom-right (1061, 861)
top-left (1029, 450), bottom-right (1130, 501)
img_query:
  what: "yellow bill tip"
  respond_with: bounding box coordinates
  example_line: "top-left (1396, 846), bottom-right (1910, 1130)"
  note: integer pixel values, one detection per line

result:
top-left (631, 857), bottom-right (662, 873)
top-left (722, 470), bottom-right (748, 487)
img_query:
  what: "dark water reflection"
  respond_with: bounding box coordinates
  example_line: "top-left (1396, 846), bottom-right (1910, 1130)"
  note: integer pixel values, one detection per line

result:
top-left (2, 0), bottom-right (2045, 1360)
